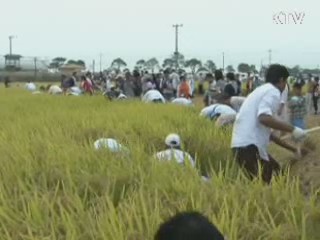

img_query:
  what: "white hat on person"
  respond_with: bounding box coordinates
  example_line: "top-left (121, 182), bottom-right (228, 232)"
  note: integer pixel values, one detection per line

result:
top-left (165, 134), bottom-right (181, 148)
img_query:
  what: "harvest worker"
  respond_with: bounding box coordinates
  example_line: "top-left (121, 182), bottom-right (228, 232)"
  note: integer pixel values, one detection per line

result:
top-left (154, 133), bottom-right (195, 167)
top-left (171, 97), bottom-right (193, 106)
top-left (47, 84), bottom-right (63, 95)
top-left (142, 82), bottom-right (166, 103)
top-left (200, 103), bottom-right (236, 120)
top-left (231, 64), bottom-right (308, 183)
top-left (25, 81), bottom-right (37, 92)
top-left (94, 138), bottom-right (129, 153)
top-left (215, 92), bottom-right (246, 113)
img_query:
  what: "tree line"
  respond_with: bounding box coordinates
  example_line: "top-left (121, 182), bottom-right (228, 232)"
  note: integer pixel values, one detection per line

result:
top-left (48, 55), bottom-right (320, 76)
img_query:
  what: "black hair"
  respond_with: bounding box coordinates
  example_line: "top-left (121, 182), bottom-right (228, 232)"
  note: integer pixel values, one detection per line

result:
top-left (81, 76), bottom-right (86, 81)
top-left (265, 64), bottom-right (289, 84)
top-left (293, 82), bottom-right (303, 89)
top-left (226, 72), bottom-right (235, 81)
top-left (155, 212), bottom-right (225, 240)
top-left (214, 70), bottom-right (224, 81)
top-left (224, 84), bottom-right (236, 97)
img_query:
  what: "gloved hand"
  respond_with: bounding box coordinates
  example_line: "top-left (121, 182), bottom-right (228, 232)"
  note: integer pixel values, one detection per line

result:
top-left (292, 127), bottom-right (307, 142)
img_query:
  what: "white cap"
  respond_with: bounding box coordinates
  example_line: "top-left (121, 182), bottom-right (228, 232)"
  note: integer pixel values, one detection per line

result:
top-left (94, 138), bottom-right (124, 152)
top-left (165, 134), bottom-right (181, 148)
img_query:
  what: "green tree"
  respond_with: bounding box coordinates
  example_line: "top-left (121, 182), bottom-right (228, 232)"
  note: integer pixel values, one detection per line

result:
top-left (146, 58), bottom-right (159, 73)
top-left (196, 67), bottom-right (209, 73)
top-left (238, 63), bottom-right (251, 73)
top-left (76, 60), bottom-right (85, 67)
top-left (162, 58), bottom-right (175, 69)
top-left (136, 59), bottom-right (146, 69)
top-left (185, 58), bottom-right (202, 74)
top-left (205, 60), bottom-right (217, 73)
top-left (226, 65), bottom-right (235, 73)
top-left (111, 58), bottom-right (127, 70)
top-left (49, 57), bottom-right (66, 70)
top-left (250, 65), bottom-right (258, 73)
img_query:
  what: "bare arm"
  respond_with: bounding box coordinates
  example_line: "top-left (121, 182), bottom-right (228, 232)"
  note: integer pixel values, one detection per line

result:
top-left (259, 114), bottom-right (294, 133)
top-left (270, 133), bottom-right (296, 153)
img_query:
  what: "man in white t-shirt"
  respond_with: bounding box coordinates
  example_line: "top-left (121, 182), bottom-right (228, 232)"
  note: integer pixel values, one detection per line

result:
top-left (142, 87), bottom-right (166, 103)
top-left (154, 133), bottom-right (195, 167)
top-left (25, 81), bottom-right (37, 92)
top-left (231, 64), bottom-right (307, 183)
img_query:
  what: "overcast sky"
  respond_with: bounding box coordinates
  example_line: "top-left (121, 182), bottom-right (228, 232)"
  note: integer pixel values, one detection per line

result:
top-left (0, 0), bottom-right (319, 69)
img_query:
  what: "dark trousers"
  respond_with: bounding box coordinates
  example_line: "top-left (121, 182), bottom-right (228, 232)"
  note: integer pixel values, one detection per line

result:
top-left (313, 97), bottom-right (318, 113)
top-left (198, 84), bottom-right (204, 95)
top-left (232, 145), bottom-right (281, 184)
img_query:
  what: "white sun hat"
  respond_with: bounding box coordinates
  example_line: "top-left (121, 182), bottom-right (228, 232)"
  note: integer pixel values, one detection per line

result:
top-left (165, 134), bottom-right (181, 148)
top-left (94, 138), bottom-right (124, 152)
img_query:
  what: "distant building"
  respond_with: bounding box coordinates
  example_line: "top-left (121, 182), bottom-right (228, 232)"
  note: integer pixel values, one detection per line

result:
top-left (4, 54), bottom-right (22, 71)
top-left (59, 64), bottom-right (86, 75)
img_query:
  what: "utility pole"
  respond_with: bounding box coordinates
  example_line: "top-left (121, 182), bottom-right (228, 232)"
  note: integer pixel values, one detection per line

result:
top-left (268, 49), bottom-right (272, 65)
top-left (99, 53), bottom-right (102, 72)
top-left (93, 60), bottom-right (95, 73)
top-left (34, 57), bottom-right (37, 80)
top-left (9, 35), bottom-right (16, 55)
top-left (222, 52), bottom-right (225, 72)
top-left (172, 24), bottom-right (183, 70)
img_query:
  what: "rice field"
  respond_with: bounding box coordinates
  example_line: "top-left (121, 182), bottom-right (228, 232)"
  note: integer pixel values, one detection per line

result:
top-left (0, 88), bottom-right (320, 240)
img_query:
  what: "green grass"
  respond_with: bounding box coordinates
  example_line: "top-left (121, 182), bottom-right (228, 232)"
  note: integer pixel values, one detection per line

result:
top-left (0, 88), bottom-right (320, 240)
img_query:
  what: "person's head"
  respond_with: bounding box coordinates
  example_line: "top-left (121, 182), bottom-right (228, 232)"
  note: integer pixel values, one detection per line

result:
top-left (293, 82), bottom-right (303, 96)
top-left (154, 211), bottom-right (225, 240)
top-left (215, 93), bottom-right (231, 105)
top-left (214, 70), bottom-right (224, 81)
top-left (224, 84), bottom-right (236, 97)
top-left (146, 81), bottom-right (153, 90)
top-left (165, 133), bottom-right (181, 149)
top-left (226, 72), bottom-right (235, 81)
top-left (81, 75), bottom-right (86, 81)
top-left (206, 73), bottom-right (214, 83)
top-left (265, 64), bottom-right (289, 92)
top-left (72, 72), bottom-right (77, 77)
top-left (46, 84), bottom-right (52, 91)
top-left (315, 76), bottom-right (319, 83)
top-left (180, 75), bottom-right (186, 82)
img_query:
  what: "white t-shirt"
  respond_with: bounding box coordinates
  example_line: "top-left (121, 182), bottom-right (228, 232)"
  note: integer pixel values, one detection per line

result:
top-left (154, 148), bottom-right (195, 167)
top-left (48, 85), bottom-right (63, 95)
top-left (200, 104), bottom-right (236, 118)
top-left (230, 96), bottom-right (246, 112)
top-left (231, 83), bottom-right (281, 161)
top-left (142, 90), bottom-right (166, 103)
top-left (279, 84), bottom-right (289, 121)
top-left (70, 86), bottom-right (82, 94)
top-left (171, 98), bottom-right (193, 106)
top-left (25, 82), bottom-right (36, 92)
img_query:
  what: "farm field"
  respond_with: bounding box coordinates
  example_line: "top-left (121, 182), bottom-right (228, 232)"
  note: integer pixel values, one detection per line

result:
top-left (1, 88), bottom-right (320, 240)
